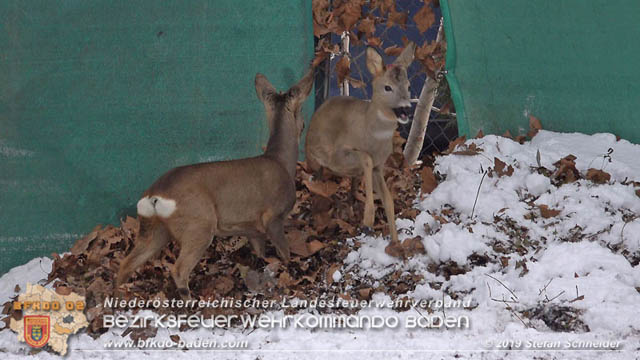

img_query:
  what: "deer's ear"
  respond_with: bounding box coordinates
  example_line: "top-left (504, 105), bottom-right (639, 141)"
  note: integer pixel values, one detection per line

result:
top-left (255, 73), bottom-right (276, 102)
top-left (366, 47), bottom-right (385, 77)
top-left (289, 68), bottom-right (314, 102)
top-left (393, 42), bottom-right (415, 68)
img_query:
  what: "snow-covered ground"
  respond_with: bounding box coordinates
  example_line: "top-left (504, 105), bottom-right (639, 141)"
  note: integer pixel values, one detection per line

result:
top-left (1, 130), bottom-right (639, 359)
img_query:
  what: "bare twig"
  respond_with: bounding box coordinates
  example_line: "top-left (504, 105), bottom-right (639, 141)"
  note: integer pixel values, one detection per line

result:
top-left (486, 274), bottom-right (519, 301)
top-left (486, 281), bottom-right (529, 328)
top-left (471, 170), bottom-right (489, 219)
top-left (546, 290), bottom-right (565, 303)
top-left (486, 281), bottom-right (518, 304)
top-left (538, 278), bottom-right (553, 296)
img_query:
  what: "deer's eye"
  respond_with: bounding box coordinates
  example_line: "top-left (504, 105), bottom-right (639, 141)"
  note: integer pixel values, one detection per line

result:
top-left (384, 85), bottom-right (393, 92)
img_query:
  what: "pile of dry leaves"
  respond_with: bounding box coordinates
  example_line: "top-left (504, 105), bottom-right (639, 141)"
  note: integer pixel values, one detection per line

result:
top-left (2, 133), bottom-right (434, 341)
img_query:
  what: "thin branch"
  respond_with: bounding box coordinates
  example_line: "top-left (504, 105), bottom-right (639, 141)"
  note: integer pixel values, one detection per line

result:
top-left (486, 274), bottom-right (519, 301)
top-left (471, 170), bottom-right (489, 219)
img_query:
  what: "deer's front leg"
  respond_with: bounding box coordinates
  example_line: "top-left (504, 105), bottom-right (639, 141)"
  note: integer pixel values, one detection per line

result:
top-left (373, 167), bottom-right (399, 244)
top-left (351, 150), bottom-right (375, 228)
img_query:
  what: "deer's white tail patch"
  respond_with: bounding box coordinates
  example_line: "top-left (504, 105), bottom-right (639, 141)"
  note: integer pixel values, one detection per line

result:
top-left (137, 196), bottom-right (177, 218)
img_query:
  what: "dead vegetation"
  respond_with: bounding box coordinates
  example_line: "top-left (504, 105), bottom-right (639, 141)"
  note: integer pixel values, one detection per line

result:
top-left (3, 119), bottom-right (639, 343)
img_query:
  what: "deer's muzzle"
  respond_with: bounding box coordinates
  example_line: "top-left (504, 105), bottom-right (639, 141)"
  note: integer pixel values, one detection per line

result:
top-left (392, 106), bottom-right (412, 124)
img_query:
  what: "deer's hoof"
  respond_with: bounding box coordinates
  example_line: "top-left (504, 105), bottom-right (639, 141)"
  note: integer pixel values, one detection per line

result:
top-left (177, 288), bottom-right (191, 299)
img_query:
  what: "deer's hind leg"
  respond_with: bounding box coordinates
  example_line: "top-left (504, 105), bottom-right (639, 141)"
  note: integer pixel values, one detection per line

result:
top-left (117, 217), bottom-right (171, 286)
top-left (267, 215), bottom-right (290, 263)
top-left (248, 236), bottom-right (267, 259)
top-left (169, 223), bottom-right (215, 299)
top-left (165, 202), bottom-right (217, 299)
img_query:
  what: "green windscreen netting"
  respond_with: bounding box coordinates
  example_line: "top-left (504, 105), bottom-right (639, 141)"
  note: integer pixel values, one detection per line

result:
top-left (0, 1), bottom-right (312, 274)
top-left (442, 0), bottom-right (640, 143)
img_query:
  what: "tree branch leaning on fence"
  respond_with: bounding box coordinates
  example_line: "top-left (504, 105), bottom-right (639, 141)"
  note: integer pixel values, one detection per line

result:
top-left (404, 18), bottom-right (444, 165)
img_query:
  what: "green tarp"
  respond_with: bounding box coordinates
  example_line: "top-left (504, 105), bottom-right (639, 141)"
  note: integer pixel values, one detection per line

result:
top-left (0, 1), bottom-right (313, 274)
top-left (442, 0), bottom-right (640, 143)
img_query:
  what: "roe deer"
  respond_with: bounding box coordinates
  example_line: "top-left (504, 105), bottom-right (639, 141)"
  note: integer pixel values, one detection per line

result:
top-left (116, 70), bottom-right (314, 297)
top-left (305, 44), bottom-right (415, 245)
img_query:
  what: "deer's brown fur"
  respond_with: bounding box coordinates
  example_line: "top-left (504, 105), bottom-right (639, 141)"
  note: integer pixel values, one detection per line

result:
top-left (116, 70), bottom-right (313, 297)
top-left (305, 44), bottom-right (415, 244)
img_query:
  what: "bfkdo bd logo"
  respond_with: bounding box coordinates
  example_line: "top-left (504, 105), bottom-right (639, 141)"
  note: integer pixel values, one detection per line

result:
top-left (24, 315), bottom-right (50, 348)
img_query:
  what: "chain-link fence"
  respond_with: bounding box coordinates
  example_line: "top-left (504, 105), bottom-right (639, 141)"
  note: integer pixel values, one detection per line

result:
top-left (312, 0), bottom-right (458, 157)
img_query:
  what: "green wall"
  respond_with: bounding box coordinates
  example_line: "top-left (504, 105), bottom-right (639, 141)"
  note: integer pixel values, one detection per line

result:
top-left (442, 0), bottom-right (640, 143)
top-left (0, 1), bottom-right (313, 274)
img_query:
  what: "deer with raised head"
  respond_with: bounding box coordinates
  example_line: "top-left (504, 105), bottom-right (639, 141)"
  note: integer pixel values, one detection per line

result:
top-left (116, 70), bottom-right (314, 297)
top-left (305, 43), bottom-right (415, 245)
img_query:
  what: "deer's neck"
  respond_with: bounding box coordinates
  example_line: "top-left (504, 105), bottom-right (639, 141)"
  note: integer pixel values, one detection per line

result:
top-left (264, 111), bottom-right (298, 179)
top-left (366, 102), bottom-right (397, 131)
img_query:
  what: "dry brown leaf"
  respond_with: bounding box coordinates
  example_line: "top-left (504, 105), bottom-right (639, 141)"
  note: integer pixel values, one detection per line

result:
top-left (326, 264), bottom-right (341, 285)
top-left (358, 288), bottom-right (372, 300)
top-left (387, 5), bottom-right (408, 29)
top-left (307, 240), bottom-right (325, 255)
top-left (421, 166), bottom-right (438, 197)
top-left (415, 41), bottom-right (437, 61)
top-left (384, 45), bottom-right (404, 57)
top-left (494, 157), bottom-right (514, 177)
top-left (445, 135), bottom-right (466, 153)
top-left (335, 55), bottom-right (351, 86)
top-left (476, 130), bottom-right (484, 138)
top-left (289, 231), bottom-right (325, 258)
top-left (528, 115), bottom-right (543, 138)
top-left (215, 276), bottom-right (234, 295)
top-left (337, 0), bottom-right (362, 31)
top-left (503, 130), bottom-right (514, 139)
top-left (500, 257), bottom-right (509, 267)
top-left (367, 37), bottom-right (382, 47)
top-left (413, 4), bottom-right (435, 33)
top-left (303, 179), bottom-right (340, 198)
top-left (402, 236), bottom-right (425, 257)
top-left (312, 51), bottom-right (329, 68)
top-left (357, 16), bottom-right (376, 37)
top-left (553, 155), bottom-right (580, 184)
top-left (71, 225), bottom-right (100, 255)
top-left (121, 216), bottom-right (138, 235)
top-left (312, 0), bottom-right (340, 37)
top-left (334, 219), bottom-right (356, 236)
top-left (439, 102), bottom-right (451, 115)
top-left (538, 204), bottom-right (561, 218)
top-left (384, 241), bottom-right (404, 259)
top-left (586, 168), bottom-right (611, 184)
top-left (432, 214), bottom-right (448, 224)
top-left (371, 0), bottom-right (395, 15)
top-left (278, 272), bottom-right (294, 288)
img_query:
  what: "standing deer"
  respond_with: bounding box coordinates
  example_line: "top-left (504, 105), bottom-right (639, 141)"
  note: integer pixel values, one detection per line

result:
top-left (116, 70), bottom-right (314, 297)
top-left (305, 43), bottom-right (415, 245)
